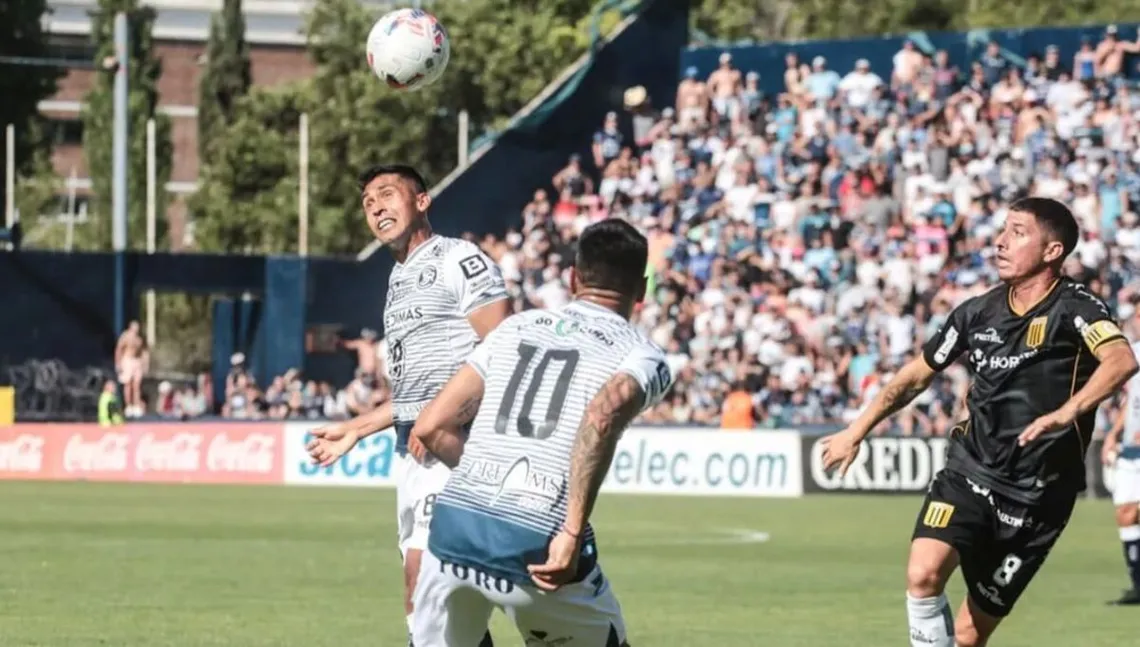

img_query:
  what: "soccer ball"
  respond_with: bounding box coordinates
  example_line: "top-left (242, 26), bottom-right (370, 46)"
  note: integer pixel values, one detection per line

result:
top-left (365, 8), bottom-right (450, 91)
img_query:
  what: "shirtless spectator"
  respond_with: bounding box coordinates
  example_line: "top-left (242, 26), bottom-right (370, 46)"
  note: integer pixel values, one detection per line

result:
top-left (225, 352), bottom-right (248, 398)
top-left (114, 320), bottom-right (148, 418)
top-left (707, 52), bottom-right (742, 126)
top-left (783, 52), bottom-right (805, 96)
top-left (675, 66), bottom-right (708, 132)
top-left (1095, 24), bottom-right (1140, 80)
top-left (341, 328), bottom-right (378, 377)
top-left (892, 39), bottom-right (924, 89)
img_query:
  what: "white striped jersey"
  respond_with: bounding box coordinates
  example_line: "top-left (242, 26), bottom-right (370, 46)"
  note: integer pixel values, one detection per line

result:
top-left (428, 300), bottom-right (674, 585)
top-left (1122, 340), bottom-right (1140, 459)
top-left (384, 235), bottom-right (507, 453)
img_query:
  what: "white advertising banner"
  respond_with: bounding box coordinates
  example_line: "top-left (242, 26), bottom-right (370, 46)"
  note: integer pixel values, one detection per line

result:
top-left (284, 423), bottom-right (803, 497)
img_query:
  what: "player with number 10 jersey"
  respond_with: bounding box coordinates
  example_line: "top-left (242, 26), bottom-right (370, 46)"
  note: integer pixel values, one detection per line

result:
top-left (407, 219), bottom-right (673, 647)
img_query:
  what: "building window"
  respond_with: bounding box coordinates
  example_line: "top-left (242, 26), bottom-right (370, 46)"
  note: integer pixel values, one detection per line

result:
top-left (45, 35), bottom-right (97, 67)
top-left (47, 118), bottom-right (85, 146)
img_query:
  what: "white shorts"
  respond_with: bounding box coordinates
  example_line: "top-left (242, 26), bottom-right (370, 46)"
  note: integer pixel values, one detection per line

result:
top-left (1113, 456), bottom-right (1140, 506)
top-left (412, 548), bottom-right (628, 647)
top-left (396, 455), bottom-right (452, 559)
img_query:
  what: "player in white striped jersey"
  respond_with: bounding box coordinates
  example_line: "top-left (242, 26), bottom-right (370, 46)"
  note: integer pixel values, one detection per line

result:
top-left (406, 219), bottom-right (673, 647)
top-left (305, 164), bottom-right (508, 646)
top-left (1103, 334), bottom-right (1140, 605)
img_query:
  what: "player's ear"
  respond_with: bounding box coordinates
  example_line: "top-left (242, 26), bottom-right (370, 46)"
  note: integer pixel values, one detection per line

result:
top-left (1042, 239), bottom-right (1065, 265)
top-left (416, 190), bottom-right (432, 212)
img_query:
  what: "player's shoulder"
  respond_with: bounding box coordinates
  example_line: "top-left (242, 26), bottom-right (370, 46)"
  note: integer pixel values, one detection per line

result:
top-left (437, 237), bottom-right (498, 279)
top-left (1055, 277), bottom-right (1110, 308)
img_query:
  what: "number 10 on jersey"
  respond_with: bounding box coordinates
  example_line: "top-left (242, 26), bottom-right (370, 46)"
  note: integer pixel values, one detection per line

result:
top-left (494, 342), bottom-right (580, 439)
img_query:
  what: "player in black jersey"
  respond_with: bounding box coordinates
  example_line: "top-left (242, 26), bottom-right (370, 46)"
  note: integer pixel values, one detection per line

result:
top-left (820, 197), bottom-right (1138, 647)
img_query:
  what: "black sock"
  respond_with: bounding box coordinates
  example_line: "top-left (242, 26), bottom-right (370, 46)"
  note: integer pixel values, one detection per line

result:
top-left (1122, 526), bottom-right (1140, 592)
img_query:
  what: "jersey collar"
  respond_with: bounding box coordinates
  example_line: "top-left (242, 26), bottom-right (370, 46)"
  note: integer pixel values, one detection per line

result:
top-left (1006, 279), bottom-right (1060, 317)
top-left (567, 299), bottom-right (625, 321)
top-left (397, 234), bottom-right (440, 267)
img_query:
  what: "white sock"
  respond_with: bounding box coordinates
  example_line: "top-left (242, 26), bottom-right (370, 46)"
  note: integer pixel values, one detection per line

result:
top-left (406, 613), bottom-right (415, 644)
top-left (906, 592), bottom-right (954, 647)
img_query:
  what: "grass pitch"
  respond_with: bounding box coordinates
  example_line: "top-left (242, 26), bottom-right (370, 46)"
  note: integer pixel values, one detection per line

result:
top-left (0, 481), bottom-right (1134, 646)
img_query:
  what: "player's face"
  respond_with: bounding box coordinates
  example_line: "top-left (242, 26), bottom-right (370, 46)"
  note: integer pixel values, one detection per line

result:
top-left (993, 209), bottom-right (1064, 281)
top-left (361, 174), bottom-right (430, 247)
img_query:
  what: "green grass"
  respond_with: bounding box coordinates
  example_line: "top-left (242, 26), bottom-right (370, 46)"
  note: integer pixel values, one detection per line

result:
top-left (0, 482), bottom-right (1134, 646)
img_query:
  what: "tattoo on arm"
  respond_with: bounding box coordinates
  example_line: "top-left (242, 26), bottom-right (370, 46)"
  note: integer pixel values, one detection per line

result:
top-left (876, 381), bottom-right (927, 420)
top-left (454, 395), bottom-right (482, 426)
top-left (566, 374), bottom-right (645, 530)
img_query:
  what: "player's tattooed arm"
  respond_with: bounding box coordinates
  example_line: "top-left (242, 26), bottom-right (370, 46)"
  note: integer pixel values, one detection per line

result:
top-left (850, 357), bottom-right (936, 440)
top-left (564, 373), bottom-right (646, 537)
top-left (413, 364), bottom-right (485, 468)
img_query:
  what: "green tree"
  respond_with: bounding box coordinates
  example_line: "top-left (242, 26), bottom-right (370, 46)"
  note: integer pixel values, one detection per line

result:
top-left (81, 0), bottom-right (173, 250)
top-left (0, 0), bottom-right (61, 217)
top-left (191, 84), bottom-right (307, 253)
top-left (197, 0), bottom-right (251, 159)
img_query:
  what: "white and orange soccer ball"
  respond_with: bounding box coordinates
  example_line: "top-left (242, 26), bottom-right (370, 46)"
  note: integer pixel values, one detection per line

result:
top-left (365, 8), bottom-right (450, 91)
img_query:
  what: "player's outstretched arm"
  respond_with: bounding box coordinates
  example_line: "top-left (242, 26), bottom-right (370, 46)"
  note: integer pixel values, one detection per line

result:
top-left (1020, 340), bottom-right (1139, 445)
top-left (411, 364), bottom-right (485, 468)
top-left (820, 357), bottom-right (936, 475)
top-left (306, 400), bottom-right (393, 466)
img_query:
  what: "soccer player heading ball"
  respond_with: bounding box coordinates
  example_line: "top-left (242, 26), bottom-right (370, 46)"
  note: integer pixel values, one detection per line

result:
top-left (821, 197), bottom-right (1139, 647)
top-left (307, 164), bottom-right (510, 647)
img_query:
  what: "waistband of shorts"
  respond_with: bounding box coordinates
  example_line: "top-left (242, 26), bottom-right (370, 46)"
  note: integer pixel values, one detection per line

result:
top-left (392, 401), bottom-right (428, 421)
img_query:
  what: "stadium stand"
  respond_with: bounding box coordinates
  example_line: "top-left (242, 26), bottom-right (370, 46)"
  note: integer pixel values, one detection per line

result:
top-left (201, 28), bottom-right (1140, 436)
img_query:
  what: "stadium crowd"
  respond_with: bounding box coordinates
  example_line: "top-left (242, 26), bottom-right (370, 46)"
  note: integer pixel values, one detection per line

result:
top-left (471, 29), bottom-right (1140, 435)
top-left (155, 28), bottom-right (1140, 434)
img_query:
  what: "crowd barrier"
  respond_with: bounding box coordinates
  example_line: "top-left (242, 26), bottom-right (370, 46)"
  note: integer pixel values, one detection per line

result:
top-left (0, 423), bottom-right (1117, 499)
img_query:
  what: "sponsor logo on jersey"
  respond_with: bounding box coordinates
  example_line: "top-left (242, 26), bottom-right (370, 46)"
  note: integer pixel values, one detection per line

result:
top-left (458, 253), bottom-right (489, 279)
top-left (933, 326), bottom-right (959, 363)
top-left (384, 306), bottom-right (424, 328)
top-left (922, 501), bottom-right (955, 528)
top-left (970, 349), bottom-right (1038, 371)
top-left (1024, 316), bottom-right (1047, 349)
top-left (996, 509), bottom-right (1026, 528)
top-left (973, 327), bottom-right (1003, 343)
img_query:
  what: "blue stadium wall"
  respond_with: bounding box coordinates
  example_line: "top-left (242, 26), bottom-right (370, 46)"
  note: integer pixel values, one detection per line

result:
top-left (426, 0), bottom-right (690, 235)
top-left (681, 23), bottom-right (1140, 96)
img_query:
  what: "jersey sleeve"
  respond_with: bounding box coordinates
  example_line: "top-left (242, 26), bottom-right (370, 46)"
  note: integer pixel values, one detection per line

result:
top-left (465, 322), bottom-right (507, 379)
top-left (921, 301), bottom-right (971, 371)
top-left (615, 343), bottom-right (674, 413)
top-left (1064, 285), bottom-right (1126, 354)
top-left (444, 243), bottom-right (508, 316)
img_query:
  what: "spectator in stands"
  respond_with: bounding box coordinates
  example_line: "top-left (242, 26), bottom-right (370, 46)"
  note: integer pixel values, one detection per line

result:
top-left (97, 379), bottom-right (124, 426)
top-left (341, 328), bottom-right (379, 378)
top-left (114, 320), bottom-right (148, 418)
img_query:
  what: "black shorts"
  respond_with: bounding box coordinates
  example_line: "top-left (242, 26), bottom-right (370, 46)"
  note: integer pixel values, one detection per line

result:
top-left (911, 470), bottom-right (1076, 618)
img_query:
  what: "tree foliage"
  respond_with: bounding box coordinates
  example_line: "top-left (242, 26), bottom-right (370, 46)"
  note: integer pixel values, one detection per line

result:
top-left (0, 0), bottom-right (61, 217)
top-left (197, 0), bottom-right (251, 160)
top-left (191, 0), bottom-right (597, 256)
top-left (81, 0), bottom-right (173, 251)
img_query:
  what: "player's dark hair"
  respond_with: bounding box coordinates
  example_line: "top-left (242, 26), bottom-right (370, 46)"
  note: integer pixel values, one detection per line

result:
top-left (1010, 196), bottom-right (1080, 259)
top-left (575, 218), bottom-right (648, 294)
top-left (357, 164), bottom-right (428, 194)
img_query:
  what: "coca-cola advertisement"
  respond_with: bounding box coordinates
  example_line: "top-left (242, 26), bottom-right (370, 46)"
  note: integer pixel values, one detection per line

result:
top-left (0, 423), bottom-right (284, 484)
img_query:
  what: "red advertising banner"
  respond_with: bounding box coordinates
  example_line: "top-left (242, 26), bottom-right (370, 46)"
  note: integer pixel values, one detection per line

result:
top-left (0, 423), bottom-right (284, 484)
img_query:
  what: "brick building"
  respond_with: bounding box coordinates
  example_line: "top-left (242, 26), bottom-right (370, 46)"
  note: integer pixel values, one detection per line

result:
top-left (38, 0), bottom-right (360, 244)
